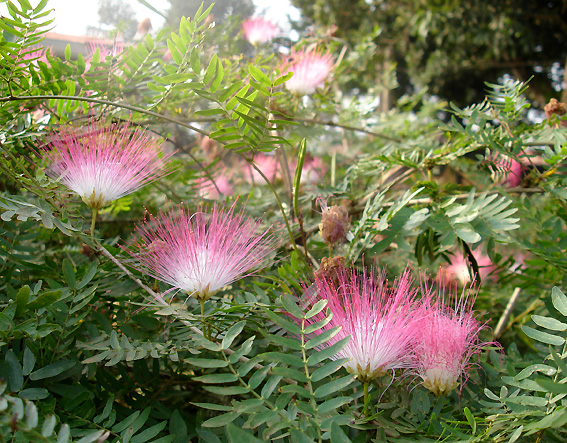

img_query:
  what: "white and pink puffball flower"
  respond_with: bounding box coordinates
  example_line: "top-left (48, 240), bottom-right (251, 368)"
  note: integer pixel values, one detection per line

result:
top-left (125, 204), bottom-right (277, 301)
top-left (242, 17), bottom-right (279, 45)
top-left (42, 120), bottom-right (174, 210)
top-left (302, 265), bottom-right (424, 382)
top-left (413, 286), bottom-right (491, 396)
top-left (282, 48), bottom-right (334, 96)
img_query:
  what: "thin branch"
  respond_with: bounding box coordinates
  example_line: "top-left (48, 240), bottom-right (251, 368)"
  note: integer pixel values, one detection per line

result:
top-left (494, 287), bottom-right (522, 339)
top-left (291, 117), bottom-right (402, 143)
top-left (0, 94), bottom-right (210, 136)
top-left (95, 245), bottom-right (297, 384)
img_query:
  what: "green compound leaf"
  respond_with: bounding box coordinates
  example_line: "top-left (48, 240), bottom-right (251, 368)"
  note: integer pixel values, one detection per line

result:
top-left (532, 315), bottom-right (567, 332)
top-left (203, 386), bottom-right (249, 396)
top-left (248, 65), bottom-right (271, 88)
top-left (264, 309), bottom-right (302, 335)
top-left (29, 360), bottom-right (76, 380)
top-left (15, 285), bottom-right (30, 317)
top-left (191, 403), bottom-right (233, 412)
top-left (263, 333), bottom-right (302, 351)
top-left (464, 407), bottom-right (476, 435)
top-left (226, 423), bottom-right (264, 443)
top-left (313, 375), bottom-right (355, 398)
top-left (305, 314), bottom-right (334, 335)
top-left (307, 336), bottom-right (350, 366)
top-left (305, 299), bottom-right (327, 319)
top-left (281, 293), bottom-right (304, 320)
top-left (305, 326), bottom-right (341, 350)
top-left (318, 396), bottom-right (354, 415)
top-left (522, 325), bottom-right (565, 346)
top-left (185, 358), bottom-right (228, 368)
top-left (193, 373), bottom-right (238, 384)
top-left (552, 287), bottom-right (567, 317)
top-left (221, 321), bottom-right (246, 350)
top-left (260, 375), bottom-right (282, 398)
top-left (27, 290), bottom-right (62, 310)
top-left (259, 352), bottom-right (304, 367)
top-left (201, 412), bottom-right (241, 428)
top-left (311, 359), bottom-right (349, 382)
top-left (535, 378), bottom-right (567, 395)
top-left (62, 258), bottom-right (75, 289)
top-left (271, 366), bottom-right (308, 383)
top-left (289, 429), bottom-right (316, 443)
top-left (330, 422), bottom-right (353, 443)
top-left (280, 384), bottom-right (313, 398)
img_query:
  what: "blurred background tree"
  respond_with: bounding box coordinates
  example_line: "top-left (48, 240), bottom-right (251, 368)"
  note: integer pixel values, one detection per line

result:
top-left (165, 0), bottom-right (255, 26)
top-left (291, 0), bottom-right (567, 108)
top-left (94, 0), bottom-right (138, 39)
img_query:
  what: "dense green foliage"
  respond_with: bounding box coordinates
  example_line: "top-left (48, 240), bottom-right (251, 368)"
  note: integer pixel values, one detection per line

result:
top-left (291, 0), bottom-right (567, 107)
top-left (2, 0), bottom-right (567, 441)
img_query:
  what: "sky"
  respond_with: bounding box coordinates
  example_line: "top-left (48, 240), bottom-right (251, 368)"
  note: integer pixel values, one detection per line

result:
top-left (0, 0), bottom-right (300, 36)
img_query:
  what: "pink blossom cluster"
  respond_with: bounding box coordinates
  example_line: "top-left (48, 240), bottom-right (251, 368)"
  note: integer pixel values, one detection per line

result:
top-left (299, 264), bottom-right (493, 396)
top-left (42, 119), bottom-right (277, 302)
top-left (42, 119), bottom-right (174, 210)
top-left (242, 17), bottom-right (279, 45)
top-left (125, 203), bottom-right (277, 301)
top-left (282, 48), bottom-right (334, 96)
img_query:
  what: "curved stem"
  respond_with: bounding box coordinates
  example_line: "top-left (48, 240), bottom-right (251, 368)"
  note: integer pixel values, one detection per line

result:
top-left (291, 117), bottom-right (402, 143)
top-left (247, 159), bottom-right (300, 254)
top-left (0, 94), bottom-right (210, 136)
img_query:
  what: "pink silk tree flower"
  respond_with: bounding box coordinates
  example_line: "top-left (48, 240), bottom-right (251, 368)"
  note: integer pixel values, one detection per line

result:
top-left (489, 153), bottom-right (524, 187)
top-left (282, 48), bottom-right (334, 96)
top-left (125, 204), bottom-right (277, 302)
top-left (438, 249), bottom-right (495, 286)
top-left (242, 17), bottom-right (279, 45)
top-left (413, 286), bottom-right (490, 396)
top-left (304, 265), bottom-right (423, 383)
top-left (242, 153), bottom-right (279, 184)
top-left (196, 173), bottom-right (234, 200)
top-left (42, 120), bottom-right (173, 210)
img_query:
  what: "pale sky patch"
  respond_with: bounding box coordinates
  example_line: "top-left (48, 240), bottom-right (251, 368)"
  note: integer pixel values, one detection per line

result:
top-left (0, 0), bottom-right (299, 37)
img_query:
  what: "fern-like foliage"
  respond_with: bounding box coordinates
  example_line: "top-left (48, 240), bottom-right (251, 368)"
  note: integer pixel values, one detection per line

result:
top-left (483, 287), bottom-right (567, 442)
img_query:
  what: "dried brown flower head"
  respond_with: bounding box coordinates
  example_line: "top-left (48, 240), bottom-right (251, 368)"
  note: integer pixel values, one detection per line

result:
top-left (319, 205), bottom-right (350, 246)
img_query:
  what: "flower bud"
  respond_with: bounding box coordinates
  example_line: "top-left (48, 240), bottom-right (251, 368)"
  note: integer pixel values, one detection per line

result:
top-left (545, 98), bottom-right (566, 120)
top-left (319, 205), bottom-right (350, 246)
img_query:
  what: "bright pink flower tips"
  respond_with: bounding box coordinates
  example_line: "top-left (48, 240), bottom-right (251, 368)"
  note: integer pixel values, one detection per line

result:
top-left (283, 49), bottom-right (334, 96)
top-left (42, 120), bottom-right (173, 209)
top-left (414, 288), bottom-right (488, 396)
top-left (242, 17), bottom-right (279, 45)
top-left (126, 204), bottom-right (277, 300)
top-left (305, 266), bottom-right (423, 382)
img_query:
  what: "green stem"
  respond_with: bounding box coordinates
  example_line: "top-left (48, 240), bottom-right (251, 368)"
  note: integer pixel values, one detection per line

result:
top-left (199, 297), bottom-right (210, 339)
top-left (363, 382), bottom-right (370, 416)
top-left (90, 208), bottom-right (98, 239)
top-left (248, 160), bottom-right (300, 255)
